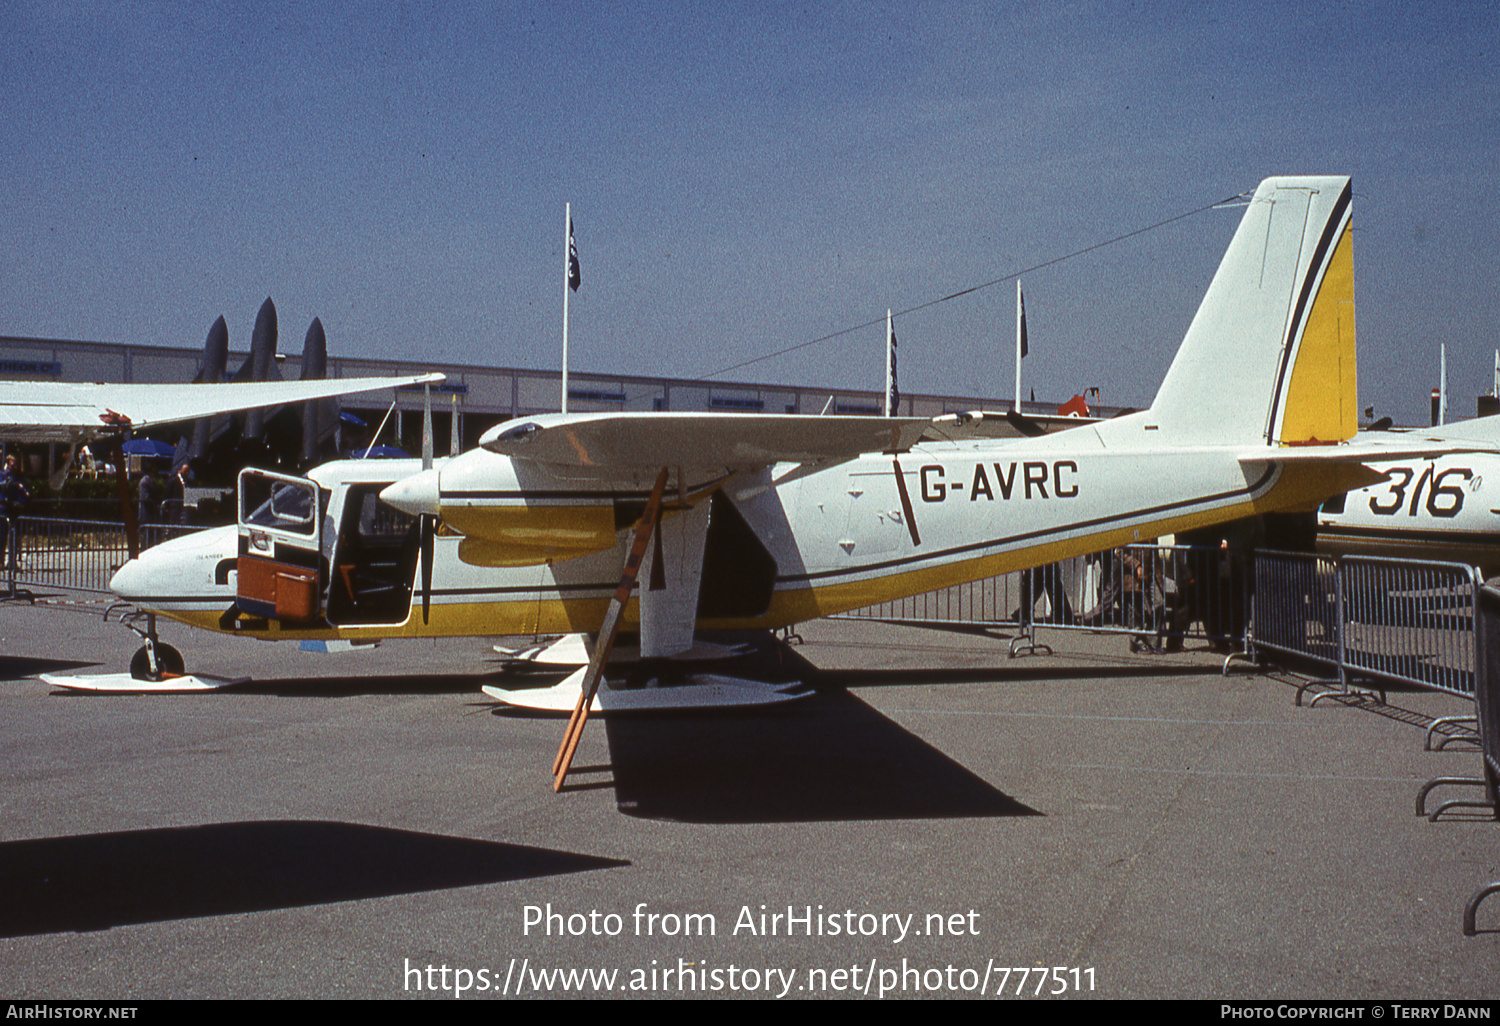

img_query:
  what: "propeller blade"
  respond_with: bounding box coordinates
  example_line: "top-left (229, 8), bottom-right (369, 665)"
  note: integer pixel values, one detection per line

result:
top-left (421, 383), bottom-right (434, 470)
top-left (420, 513), bottom-right (435, 625)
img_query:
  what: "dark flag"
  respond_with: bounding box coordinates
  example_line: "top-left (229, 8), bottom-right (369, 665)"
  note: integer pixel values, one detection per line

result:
top-left (1018, 285), bottom-right (1029, 358)
top-left (568, 216), bottom-right (581, 292)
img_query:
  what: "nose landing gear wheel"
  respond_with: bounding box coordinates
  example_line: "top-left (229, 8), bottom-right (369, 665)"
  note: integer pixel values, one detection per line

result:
top-left (130, 643), bottom-right (185, 682)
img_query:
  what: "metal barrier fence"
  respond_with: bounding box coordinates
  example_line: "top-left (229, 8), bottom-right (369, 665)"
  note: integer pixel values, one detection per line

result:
top-left (1342, 556), bottom-right (1479, 699)
top-left (1466, 582), bottom-right (1500, 933)
top-left (837, 571), bottom-right (1016, 626)
top-left (2, 516), bottom-right (204, 596)
top-left (1252, 550), bottom-right (1479, 701)
top-left (1482, 584), bottom-right (1500, 798)
top-left (1251, 550), bottom-right (1343, 682)
top-left (836, 544), bottom-right (1251, 654)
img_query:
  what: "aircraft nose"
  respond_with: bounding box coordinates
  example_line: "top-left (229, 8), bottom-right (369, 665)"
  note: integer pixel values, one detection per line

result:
top-left (108, 556), bottom-right (146, 598)
top-left (108, 540), bottom-right (179, 599)
top-left (381, 468), bottom-right (441, 517)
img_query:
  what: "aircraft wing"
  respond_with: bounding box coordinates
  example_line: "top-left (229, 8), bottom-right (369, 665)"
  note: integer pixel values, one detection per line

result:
top-left (479, 411), bottom-right (931, 469)
top-left (0, 373), bottom-right (445, 444)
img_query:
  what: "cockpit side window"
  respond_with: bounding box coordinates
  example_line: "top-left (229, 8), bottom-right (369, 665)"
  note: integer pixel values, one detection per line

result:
top-left (241, 476), bottom-right (318, 536)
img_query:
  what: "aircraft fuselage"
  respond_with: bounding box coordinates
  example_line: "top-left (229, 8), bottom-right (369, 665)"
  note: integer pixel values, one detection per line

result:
top-left (111, 423), bottom-right (1364, 643)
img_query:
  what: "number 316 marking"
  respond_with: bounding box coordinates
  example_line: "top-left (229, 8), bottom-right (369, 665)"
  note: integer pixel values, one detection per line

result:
top-left (1369, 466), bottom-right (1473, 519)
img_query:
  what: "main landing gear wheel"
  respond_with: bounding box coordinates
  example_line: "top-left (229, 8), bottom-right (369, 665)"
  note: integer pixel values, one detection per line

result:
top-left (130, 643), bottom-right (185, 682)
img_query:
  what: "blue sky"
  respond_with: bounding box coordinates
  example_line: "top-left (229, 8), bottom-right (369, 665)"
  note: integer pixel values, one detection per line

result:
top-left (4, 1), bottom-right (1497, 424)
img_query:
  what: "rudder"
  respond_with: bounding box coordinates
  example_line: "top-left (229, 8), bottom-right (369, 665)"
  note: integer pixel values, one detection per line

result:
top-left (1147, 177), bottom-right (1356, 446)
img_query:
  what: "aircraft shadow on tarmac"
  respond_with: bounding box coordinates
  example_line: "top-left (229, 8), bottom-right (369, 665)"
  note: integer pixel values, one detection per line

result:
top-left (0, 821), bottom-right (627, 937)
top-left (811, 662), bottom-right (1214, 688)
top-left (1, 656), bottom-right (97, 680)
top-left (586, 690), bottom-right (1040, 824)
top-left (229, 674), bottom-right (495, 697)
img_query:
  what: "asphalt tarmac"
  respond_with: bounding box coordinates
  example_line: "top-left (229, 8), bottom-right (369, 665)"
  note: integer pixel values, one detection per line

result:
top-left (1, 591), bottom-right (1496, 1000)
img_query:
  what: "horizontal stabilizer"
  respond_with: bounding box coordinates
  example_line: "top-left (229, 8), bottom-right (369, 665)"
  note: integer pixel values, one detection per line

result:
top-left (1399, 417), bottom-right (1500, 447)
top-left (1237, 429), bottom-right (1500, 467)
top-left (1235, 430), bottom-right (1500, 509)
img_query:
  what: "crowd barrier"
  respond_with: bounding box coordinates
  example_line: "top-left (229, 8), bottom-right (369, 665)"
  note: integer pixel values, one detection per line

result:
top-left (1460, 581), bottom-right (1500, 934)
top-left (837, 546), bottom-right (1481, 707)
top-left (836, 543), bottom-right (1252, 656)
top-left (1, 516), bottom-right (203, 597)
top-left (1251, 551), bottom-right (1480, 704)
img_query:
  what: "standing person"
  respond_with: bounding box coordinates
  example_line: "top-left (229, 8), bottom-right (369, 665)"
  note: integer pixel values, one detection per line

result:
top-left (1181, 518), bottom-right (1264, 653)
top-left (1121, 545), bottom-right (1163, 654)
top-left (1160, 546), bottom-right (1204, 653)
top-left (1081, 545), bottom-right (1160, 653)
top-left (165, 460), bottom-right (193, 526)
top-left (1019, 562), bottom-right (1075, 626)
top-left (137, 461), bottom-right (162, 526)
top-left (1, 453), bottom-right (32, 583)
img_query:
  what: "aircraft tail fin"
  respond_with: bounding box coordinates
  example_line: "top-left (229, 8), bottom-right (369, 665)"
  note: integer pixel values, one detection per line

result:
top-left (1147, 176), bottom-right (1356, 446)
top-left (189, 315), bottom-right (230, 460)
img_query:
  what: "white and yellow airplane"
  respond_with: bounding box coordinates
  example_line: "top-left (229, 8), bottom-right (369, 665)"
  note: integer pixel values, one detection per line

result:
top-left (97, 176), bottom-right (1493, 702)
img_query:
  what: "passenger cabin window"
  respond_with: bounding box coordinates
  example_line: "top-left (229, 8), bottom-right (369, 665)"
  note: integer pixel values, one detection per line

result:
top-left (354, 490), bottom-right (415, 541)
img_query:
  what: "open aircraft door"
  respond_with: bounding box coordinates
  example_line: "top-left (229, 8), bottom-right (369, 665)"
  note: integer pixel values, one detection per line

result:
top-left (236, 467), bottom-right (325, 625)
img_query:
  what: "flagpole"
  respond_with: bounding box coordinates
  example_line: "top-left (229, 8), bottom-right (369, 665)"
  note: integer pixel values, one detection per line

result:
top-left (1015, 280), bottom-right (1023, 414)
top-left (561, 202), bottom-right (571, 414)
top-left (1440, 342), bottom-right (1448, 426)
top-left (884, 309), bottom-right (893, 417)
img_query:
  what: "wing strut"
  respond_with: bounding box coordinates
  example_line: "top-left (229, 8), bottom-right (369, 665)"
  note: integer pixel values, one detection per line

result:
top-left (552, 467), bottom-right (670, 791)
top-left (892, 458), bottom-right (921, 547)
top-left (109, 437), bottom-right (141, 561)
top-left (419, 383), bottom-right (435, 624)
